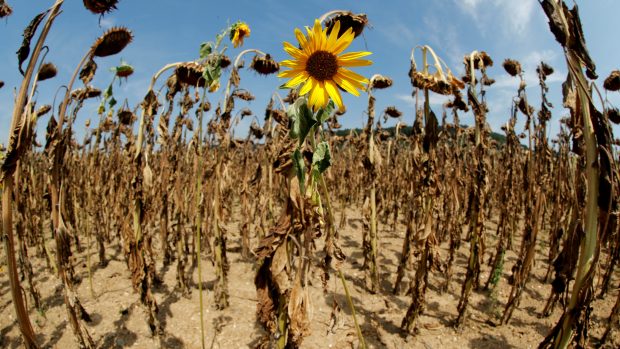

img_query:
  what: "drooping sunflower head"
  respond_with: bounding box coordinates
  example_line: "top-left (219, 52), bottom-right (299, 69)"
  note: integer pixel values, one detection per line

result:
top-left (278, 19), bottom-right (372, 112)
top-left (91, 27), bottom-right (133, 58)
top-left (230, 22), bottom-right (251, 48)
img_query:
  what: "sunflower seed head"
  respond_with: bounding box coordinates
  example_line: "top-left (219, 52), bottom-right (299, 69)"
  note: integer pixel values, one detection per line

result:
top-left (608, 107), bottom-right (620, 124)
top-left (37, 62), bottom-right (58, 81)
top-left (325, 12), bottom-right (368, 38)
top-left (603, 70), bottom-right (620, 91)
top-left (83, 0), bottom-right (118, 14)
top-left (251, 54), bottom-right (279, 75)
top-left (91, 27), bottom-right (133, 58)
top-left (502, 59), bottom-right (522, 77)
top-left (384, 106), bottom-right (402, 118)
top-left (0, 2), bottom-right (12, 18)
top-left (370, 75), bottom-right (393, 89)
top-left (175, 62), bottom-right (206, 87)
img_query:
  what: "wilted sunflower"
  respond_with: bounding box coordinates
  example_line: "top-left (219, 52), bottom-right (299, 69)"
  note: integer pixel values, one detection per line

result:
top-left (279, 19), bottom-right (372, 111)
top-left (230, 22), bottom-right (250, 48)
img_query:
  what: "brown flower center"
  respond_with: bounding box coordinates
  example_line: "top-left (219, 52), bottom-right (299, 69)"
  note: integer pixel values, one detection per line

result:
top-left (306, 50), bottom-right (338, 81)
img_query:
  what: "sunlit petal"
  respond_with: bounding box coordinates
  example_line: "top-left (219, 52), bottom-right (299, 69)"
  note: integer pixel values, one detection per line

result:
top-left (324, 80), bottom-right (344, 111)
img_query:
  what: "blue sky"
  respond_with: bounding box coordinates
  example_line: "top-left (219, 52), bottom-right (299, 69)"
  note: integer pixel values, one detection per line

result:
top-left (1, 0), bottom-right (619, 146)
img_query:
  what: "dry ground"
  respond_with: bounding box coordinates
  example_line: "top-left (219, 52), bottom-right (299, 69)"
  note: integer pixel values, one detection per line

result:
top-left (1, 205), bottom-right (618, 348)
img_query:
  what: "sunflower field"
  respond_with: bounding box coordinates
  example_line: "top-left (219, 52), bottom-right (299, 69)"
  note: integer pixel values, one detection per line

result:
top-left (1, 1), bottom-right (620, 348)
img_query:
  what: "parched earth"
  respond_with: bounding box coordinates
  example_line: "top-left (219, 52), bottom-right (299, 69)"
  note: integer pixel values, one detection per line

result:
top-left (1, 205), bottom-right (618, 348)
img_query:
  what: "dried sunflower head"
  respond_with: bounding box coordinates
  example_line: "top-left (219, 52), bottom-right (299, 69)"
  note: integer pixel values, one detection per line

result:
top-left (250, 121), bottom-right (264, 139)
top-left (83, 0), bottom-right (118, 14)
top-left (325, 12), bottom-right (368, 38)
top-left (232, 89), bottom-right (255, 101)
top-left (37, 62), bottom-right (58, 81)
top-left (502, 59), bottom-right (522, 77)
top-left (230, 21), bottom-right (250, 48)
top-left (0, 81), bottom-right (4, 89)
top-left (219, 55), bottom-right (232, 69)
top-left (251, 54), bottom-right (279, 75)
top-left (537, 62), bottom-right (554, 77)
top-left (91, 27), bottom-right (133, 58)
top-left (410, 70), bottom-right (452, 95)
top-left (71, 86), bottom-right (102, 100)
top-left (0, 1), bottom-right (12, 18)
top-left (175, 62), bottom-right (206, 87)
top-left (117, 108), bottom-right (135, 125)
top-left (608, 107), bottom-right (620, 124)
top-left (604, 70), bottom-right (620, 92)
top-left (370, 74), bottom-right (393, 89)
top-left (384, 106), bottom-right (402, 118)
top-left (464, 51), bottom-right (493, 71)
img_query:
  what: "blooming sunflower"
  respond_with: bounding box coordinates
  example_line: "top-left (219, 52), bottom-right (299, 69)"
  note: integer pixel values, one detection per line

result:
top-left (230, 22), bottom-right (250, 48)
top-left (279, 19), bottom-right (372, 111)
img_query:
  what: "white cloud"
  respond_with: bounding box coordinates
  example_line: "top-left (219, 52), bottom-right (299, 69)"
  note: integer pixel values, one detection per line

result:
top-left (396, 93), bottom-right (452, 108)
top-left (99, 17), bottom-right (115, 29)
top-left (454, 0), bottom-right (537, 38)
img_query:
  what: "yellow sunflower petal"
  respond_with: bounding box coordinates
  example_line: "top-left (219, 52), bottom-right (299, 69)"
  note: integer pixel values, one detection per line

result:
top-left (312, 19), bottom-right (324, 51)
top-left (324, 80), bottom-right (344, 111)
top-left (299, 77), bottom-right (315, 96)
top-left (283, 42), bottom-right (304, 59)
top-left (326, 20), bottom-right (341, 49)
top-left (339, 68), bottom-right (370, 84)
top-left (332, 29), bottom-right (355, 54)
top-left (295, 28), bottom-right (308, 49)
top-left (278, 69), bottom-right (305, 78)
top-left (284, 72), bottom-right (309, 88)
top-left (309, 82), bottom-right (328, 110)
top-left (338, 59), bottom-right (373, 67)
top-left (333, 72), bottom-right (362, 96)
top-left (280, 59), bottom-right (304, 68)
top-left (338, 51), bottom-right (372, 60)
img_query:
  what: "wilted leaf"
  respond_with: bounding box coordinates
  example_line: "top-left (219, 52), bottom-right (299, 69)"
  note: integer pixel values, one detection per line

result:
top-left (17, 10), bottom-right (49, 75)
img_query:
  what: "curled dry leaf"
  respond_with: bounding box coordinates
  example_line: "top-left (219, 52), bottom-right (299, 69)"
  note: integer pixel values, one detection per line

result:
top-left (17, 10), bottom-right (49, 76)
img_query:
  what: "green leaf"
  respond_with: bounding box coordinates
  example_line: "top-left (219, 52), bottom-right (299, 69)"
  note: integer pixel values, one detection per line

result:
top-left (316, 100), bottom-right (335, 124)
top-left (288, 98), bottom-right (316, 146)
top-left (292, 148), bottom-right (306, 194)
top-left (104, 85), bottom-right (113, 99)
top-left (108, 97), bottom-right (117, 108)
top-left (312, 141), bottom-right (332, 176)
top-left (199, 42), bottom-right (213, 59)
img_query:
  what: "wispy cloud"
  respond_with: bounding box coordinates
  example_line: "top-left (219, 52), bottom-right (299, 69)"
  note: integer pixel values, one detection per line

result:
top-left (454, 0), bottom-right (536, 38)
top-left (99, 17), bottom-right (116, 29)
